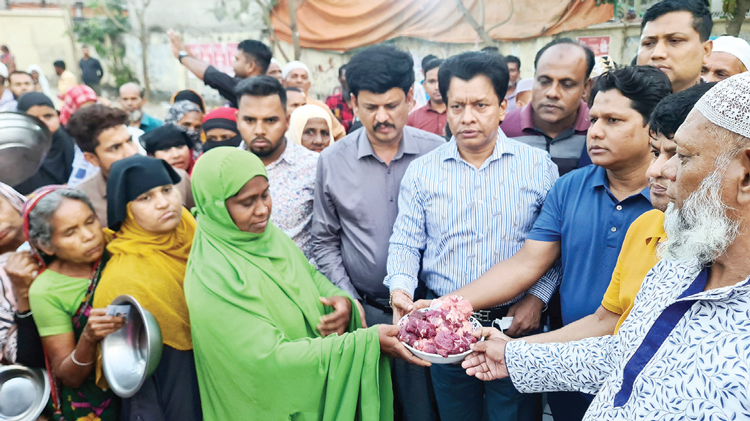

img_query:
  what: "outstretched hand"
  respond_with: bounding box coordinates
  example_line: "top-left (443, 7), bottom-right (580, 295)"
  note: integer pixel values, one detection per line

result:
top-left (377, 324), bottom-right (431, 367)
top-left (462, 327), bottom-right (511, 381)
top-left (166, 29), bottom-right (190, 60)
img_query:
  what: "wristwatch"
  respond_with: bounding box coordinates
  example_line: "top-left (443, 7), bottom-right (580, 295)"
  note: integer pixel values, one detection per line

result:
top-left (178, 51), bottom-right (189, 63)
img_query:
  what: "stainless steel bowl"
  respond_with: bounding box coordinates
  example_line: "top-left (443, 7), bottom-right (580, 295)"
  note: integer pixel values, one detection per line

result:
top-left (101, 295), bottom-right (163, 398)
top-left (0, 112), bottom-right (52, 186)
top-left (0, 365), bottom-right (50, 421)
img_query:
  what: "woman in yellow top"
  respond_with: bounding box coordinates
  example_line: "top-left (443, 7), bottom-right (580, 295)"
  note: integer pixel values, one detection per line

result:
top-left (93, 155), bottom-right (202, 421)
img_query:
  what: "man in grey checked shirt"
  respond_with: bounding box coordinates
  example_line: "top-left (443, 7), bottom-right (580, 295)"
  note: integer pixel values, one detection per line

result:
top-left (386, 51), bottom-right (560, 421)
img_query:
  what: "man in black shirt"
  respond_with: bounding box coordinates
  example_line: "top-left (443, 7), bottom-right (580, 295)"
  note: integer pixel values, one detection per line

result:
top-left (79, 46), bottom-right (104, 94)
top-left (167, 30), bottom-right (272, 108)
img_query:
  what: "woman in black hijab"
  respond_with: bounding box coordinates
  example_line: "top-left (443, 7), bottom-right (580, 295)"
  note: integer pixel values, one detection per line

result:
top-left (13, 92), bottom-right (76, 194)
top-left (141, 124), bottom-right (196, 174)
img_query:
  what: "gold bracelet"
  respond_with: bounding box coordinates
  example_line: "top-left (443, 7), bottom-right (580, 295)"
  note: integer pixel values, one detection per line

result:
top-left (389, 289), bottom-right (413, 308)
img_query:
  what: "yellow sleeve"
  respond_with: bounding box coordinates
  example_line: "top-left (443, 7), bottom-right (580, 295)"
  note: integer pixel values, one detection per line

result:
top-left (601, 258), bottom-right (624, 315)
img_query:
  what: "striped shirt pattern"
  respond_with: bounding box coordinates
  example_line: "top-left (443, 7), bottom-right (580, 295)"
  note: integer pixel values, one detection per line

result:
top-left (385, 132), bottom-right (562, 303)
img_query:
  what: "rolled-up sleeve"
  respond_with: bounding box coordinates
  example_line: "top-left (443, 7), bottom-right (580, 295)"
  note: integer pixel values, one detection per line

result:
top-left (506, 335), bottom-right (619, 395)
top-left (311, 155), bottom-right (360, 300)
top-left (384, 163), bottom-right (426, 297)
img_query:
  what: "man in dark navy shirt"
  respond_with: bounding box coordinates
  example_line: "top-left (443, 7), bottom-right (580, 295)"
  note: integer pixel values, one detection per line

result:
top-left (167, 30), bottom-right (271, 108)
top-left (79, 46), bottom-right (104, 94)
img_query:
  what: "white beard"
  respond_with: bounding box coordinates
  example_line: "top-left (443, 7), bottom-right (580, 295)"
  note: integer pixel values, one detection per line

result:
top-left (660, 165), bottom-right (740, 265)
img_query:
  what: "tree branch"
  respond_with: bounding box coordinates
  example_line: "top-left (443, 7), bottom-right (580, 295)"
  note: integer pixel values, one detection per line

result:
top-left (97, 0), bottom-right (131, 33)
top-left (487, 0), bottom-right (514, 32)
top-left (726, 0), bottom-right (750, 37)
top-left (453, 0), bottom-right (495, 46)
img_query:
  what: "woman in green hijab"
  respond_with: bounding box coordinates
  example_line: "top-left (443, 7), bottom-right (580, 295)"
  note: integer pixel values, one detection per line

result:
top-left (185, 147), bottom-right (428, 420)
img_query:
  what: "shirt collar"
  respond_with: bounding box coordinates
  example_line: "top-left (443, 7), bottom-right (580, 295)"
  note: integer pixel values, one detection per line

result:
top-left (644, 211), bottom-right (667, 246)
top-left (425, 102), bottom-right (446, 115)
top-left (519, 101), bottom-right (591, 134)
top-left (443, 129), bottom-right (513, 166)
top-left (357, 128), bottom-right (420, 161)
top-left (591, 165), bottom-right (651, 202)
top-left (267, 138), bottom-right (297, 169)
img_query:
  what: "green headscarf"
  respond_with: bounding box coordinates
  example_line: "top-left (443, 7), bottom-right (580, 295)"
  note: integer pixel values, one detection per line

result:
top-left (185, 147), bottom-right (392, 421)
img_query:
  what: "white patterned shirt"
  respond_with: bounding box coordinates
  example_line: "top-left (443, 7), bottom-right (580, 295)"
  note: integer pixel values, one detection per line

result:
top-left (506, 259), bottom-right (750, 420)
top-left (241, 140), bottom-right (318, 263)
top-left (385, 132), bottom-right (561, 304)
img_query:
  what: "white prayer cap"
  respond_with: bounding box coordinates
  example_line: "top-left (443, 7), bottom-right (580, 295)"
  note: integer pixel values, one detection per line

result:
top-left (711, 36), bottom-right (750, 70)
top-left (271, 58), bottom-right (279, 65)
top-left (694, 71), bottom-right (750, 139)
top-left (282, 61), bottom-right (310, 79)
top-left (0, 63), bottom-right (7, 79)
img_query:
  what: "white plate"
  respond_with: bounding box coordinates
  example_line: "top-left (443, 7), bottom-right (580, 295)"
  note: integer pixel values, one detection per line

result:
top-left (398, 310), bottom-right (483, 364)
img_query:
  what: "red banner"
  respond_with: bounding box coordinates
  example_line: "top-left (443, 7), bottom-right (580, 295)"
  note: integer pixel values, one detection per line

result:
top-left (187, 43), bottom-right (239, 75)
top-left (577, 36), bottom-right (611, 57)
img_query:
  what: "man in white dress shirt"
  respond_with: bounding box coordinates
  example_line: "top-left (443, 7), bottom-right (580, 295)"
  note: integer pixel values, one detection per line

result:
top-left (462, 71), bottom-right (750, 420)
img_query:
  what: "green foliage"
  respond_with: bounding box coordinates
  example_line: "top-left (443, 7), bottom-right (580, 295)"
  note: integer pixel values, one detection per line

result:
top-left (72, 1), bottom-right (137, 87)
top-left (724, 0), bottom-right (737, 14)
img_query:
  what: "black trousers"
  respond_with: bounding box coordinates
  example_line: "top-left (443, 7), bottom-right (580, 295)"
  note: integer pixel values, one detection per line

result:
top-left (121, 345), bottom-right (203, 421)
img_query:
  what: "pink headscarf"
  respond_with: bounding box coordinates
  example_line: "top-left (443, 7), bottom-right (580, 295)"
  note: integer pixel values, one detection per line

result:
top-left (59, 85), bottom-right (98, 125)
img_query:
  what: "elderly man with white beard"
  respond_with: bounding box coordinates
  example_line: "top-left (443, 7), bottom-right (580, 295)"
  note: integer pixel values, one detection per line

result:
top-left (461, 71), bottom-right (750, 420)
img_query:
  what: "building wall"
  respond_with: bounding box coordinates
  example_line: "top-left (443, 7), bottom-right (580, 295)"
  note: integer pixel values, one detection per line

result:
top-left (0, 8), bottom-right (79, 86)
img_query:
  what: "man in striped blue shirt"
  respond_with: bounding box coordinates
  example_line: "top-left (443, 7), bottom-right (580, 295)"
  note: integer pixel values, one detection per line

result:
top-left (385, 51), bottom-right (560, 421)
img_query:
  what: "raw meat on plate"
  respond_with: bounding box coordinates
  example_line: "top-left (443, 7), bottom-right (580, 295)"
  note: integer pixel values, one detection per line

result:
top-left (397, 296), bottom-right (477, 357)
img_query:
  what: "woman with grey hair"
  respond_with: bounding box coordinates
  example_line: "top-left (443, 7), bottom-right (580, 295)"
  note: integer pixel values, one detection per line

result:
top-left (25, 186), bottom-right (124, 421)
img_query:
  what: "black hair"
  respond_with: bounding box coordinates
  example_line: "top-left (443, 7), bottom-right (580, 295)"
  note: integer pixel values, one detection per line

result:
top-left (534, 38), bottom-right (595, 80)
top-left (589, 66), bottom-right (673, 126)
top-left (53, 60), bottom-right (66, 70)
top-left (438, 51), bottom-right (510, 105)
top-left (649, 81), bottom-right (716, 139)
top-left (235, 75), bottom-right (287, 110)
top-left (642, 0), bottom-right (712, 42)
top-left (421, 54), bottom-right (438, 70)
top-left (480, 46), bottom-right (500, 54)
top-left (66, 105), bottom-right (129, 153)
top-left (338, 64), bottom-right (346, 79)
top-left (346, 45), bottom-right (414, 98)
top-left (8, 71), bottom-right (32, 83)
top-left (237, 40), bottom-right (272, 74)
top-left (506, 55), bottom-right (521, 69)
top-left (285, 87), bottom-right (304, 94)
top-left (423, 59), bottom-right (444, 75)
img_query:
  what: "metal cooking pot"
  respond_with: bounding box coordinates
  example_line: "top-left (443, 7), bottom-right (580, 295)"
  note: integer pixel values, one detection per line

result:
top-left (0, 365), bottom-right (50, 421)
top-left (0, 112), bottom-right (52, 187)
top-left (101, 295), bottom-right (163, 398)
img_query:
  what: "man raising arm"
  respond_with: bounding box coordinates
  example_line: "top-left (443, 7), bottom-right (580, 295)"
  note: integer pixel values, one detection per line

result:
top-left (167, 31), bottom-right (271, 108)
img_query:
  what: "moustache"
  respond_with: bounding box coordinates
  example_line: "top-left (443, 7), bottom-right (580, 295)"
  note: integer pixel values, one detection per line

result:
top-left (251, 137), bottom-right (271, 145)
top-left (373, 122), bottom-right (396, 132)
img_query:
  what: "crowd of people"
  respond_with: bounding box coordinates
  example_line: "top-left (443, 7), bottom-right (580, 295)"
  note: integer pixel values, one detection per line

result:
top-left (2, 0), bottom-right (750, 419)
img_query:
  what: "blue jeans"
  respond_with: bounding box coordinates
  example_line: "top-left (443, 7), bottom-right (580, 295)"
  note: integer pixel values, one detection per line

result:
top-left (431, 362), bottom-right (540, 421)
top-left (425, 290), bottom-right (541, 421)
